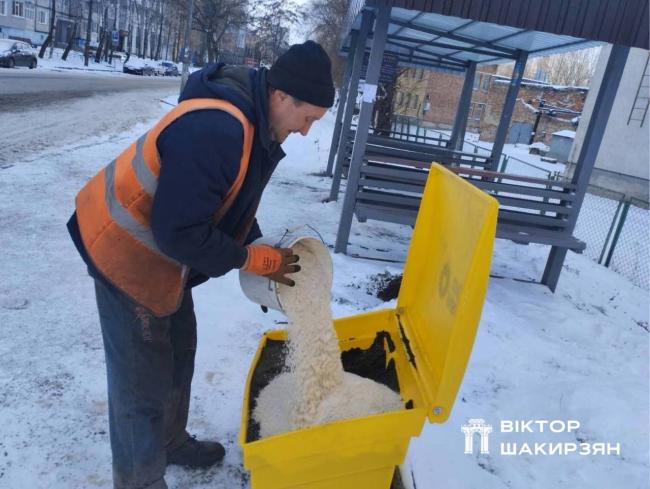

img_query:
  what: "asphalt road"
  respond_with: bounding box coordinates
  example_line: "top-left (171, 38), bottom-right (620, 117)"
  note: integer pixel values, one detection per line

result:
top-left (0, 69), bottom-right (179, 164)
top-left (0, 68), bottom-right (179, 112)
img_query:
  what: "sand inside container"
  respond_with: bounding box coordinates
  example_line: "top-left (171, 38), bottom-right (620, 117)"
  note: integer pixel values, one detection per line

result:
top-left (252, 241), bottom-right (403, 438)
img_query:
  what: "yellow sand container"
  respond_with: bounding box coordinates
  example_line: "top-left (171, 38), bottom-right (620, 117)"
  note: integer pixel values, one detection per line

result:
top-left (239, 164), bottom-right (499, 489)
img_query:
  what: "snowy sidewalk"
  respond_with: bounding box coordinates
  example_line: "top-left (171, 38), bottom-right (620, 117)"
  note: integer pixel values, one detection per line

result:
top-left (0, 101), bottom-right (647, 488)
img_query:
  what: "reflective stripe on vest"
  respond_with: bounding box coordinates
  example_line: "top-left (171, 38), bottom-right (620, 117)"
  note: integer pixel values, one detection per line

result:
top-left (76, 99), bottom-right (255, 317)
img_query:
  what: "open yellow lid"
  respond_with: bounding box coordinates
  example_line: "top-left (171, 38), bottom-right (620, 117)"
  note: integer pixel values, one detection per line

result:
top-left (396, 164), bottom-right (498, 423)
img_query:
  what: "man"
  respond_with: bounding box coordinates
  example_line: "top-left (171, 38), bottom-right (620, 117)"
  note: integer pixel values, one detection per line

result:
top-left (67, 40), bottom-right (334, 489)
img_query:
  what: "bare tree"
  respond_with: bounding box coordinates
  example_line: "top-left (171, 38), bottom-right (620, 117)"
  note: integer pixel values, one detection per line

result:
top-left (61, 22), bottom-right (78, 60)
top-left (189, 0), bottom-right (249, 64)
top-left (154, 0), bottom-right (166, 60)
top-left (94, 2), bottom-right (109, 62)
top-left (38, 0), bottom-right (56, 58)
top-left (525, 47), bottom-right (601, 87)
top-left (84, 0), bottom-right (94, 66)
top-left (250, 0), bottom-right (305, 63)
top-left (307, 0), bottom-right (348, 87)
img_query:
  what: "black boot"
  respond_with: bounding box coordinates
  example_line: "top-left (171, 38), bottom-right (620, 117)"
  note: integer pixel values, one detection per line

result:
top-left (167, 435), bottom-right (225, 468)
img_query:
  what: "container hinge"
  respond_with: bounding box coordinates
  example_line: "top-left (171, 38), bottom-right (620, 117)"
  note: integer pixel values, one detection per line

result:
top-left (396, 312), bottom-right (417, 369)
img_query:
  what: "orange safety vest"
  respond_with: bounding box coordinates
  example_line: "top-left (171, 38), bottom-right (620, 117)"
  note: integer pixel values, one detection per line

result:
top-left (75, 98), bottom-right (255, 317)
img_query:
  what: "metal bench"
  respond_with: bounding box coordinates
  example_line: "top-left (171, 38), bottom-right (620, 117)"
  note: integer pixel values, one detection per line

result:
top-left (353, 159), bottom-right (585, 290)
top-left (330, 133), bottom-right (492, 200)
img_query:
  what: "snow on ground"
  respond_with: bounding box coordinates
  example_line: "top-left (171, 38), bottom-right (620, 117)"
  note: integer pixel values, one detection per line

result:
top-left (33, 47), bottom-right (184, 76)
top-left (0, 97), bottom-right (648, 488)
top-left (36, 48), bottom-right (124, 74)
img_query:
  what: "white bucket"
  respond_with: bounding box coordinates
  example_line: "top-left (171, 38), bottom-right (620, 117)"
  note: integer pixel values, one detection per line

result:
top-left (239, 230), bottom-right (332, 314)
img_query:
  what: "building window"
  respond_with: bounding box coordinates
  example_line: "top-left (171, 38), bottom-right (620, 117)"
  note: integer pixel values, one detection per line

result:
top-left (405, 93), bottom-right (411, 108)
top-left (418, 68), bottom-right (424, 81)
top-left (0, 0), bottom-right (6, 16)
top-left (38, 8), bottom-right (46, 23)
top-left (413, 94), bottom-right (419, 110)
top-left (12, 0), bottom-right (23, 16)
top-left (398, 91), bottom-right (404, 106)
top-left (470, 102), bottom-right (486, 121)
top-left (25, 1), bottom-right (34, 19)
top-left (481, 74), bottom-right (490, 92)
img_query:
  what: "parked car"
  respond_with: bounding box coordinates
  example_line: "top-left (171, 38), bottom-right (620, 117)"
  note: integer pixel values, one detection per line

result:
top-left (152, 63), bottom-right (166, 76)
top-left (0, 39), bottom-right (37, 69)
top-left (111, 51), bottom-right (128, 63)
top-left (160, 61), bottom-right (180, 76)
top-left (122, 64), bottom-right (154, 76)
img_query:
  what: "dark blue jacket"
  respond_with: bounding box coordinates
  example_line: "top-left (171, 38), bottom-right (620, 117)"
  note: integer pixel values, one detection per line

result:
top-left (68, 63), bottom-right (286, 289)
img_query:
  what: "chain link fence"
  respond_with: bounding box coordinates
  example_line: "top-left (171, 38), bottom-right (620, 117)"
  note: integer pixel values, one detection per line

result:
top-left (574, 190), bottom-right (649, 290)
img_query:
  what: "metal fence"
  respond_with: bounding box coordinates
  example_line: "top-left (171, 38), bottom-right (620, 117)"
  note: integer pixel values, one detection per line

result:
top-left (574, 191), bottom-right (649, 290)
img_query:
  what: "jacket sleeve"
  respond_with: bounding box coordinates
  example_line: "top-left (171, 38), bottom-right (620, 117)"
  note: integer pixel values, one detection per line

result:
top-left (244, 218), bottom-right (262, 245)
top-left (151, 109), bottom-right (248, 277)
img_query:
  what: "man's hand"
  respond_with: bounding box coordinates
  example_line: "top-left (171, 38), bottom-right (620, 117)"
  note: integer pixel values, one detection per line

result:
top-left (241, 245), bottom-right (300, 286)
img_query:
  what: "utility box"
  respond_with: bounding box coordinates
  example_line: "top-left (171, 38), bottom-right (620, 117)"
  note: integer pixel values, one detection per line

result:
top-left (239, 164), bottom-right (499, 489)
top-left (548, 130), bottom-right (576, 163)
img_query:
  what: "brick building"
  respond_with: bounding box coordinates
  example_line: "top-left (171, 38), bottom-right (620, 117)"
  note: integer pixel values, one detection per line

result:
top-left (396, 65), bottom-right (587, 146)
top-left (393, 67), bottom-right (429, 118)
top-left (471, 72), bottom-right (587, 145)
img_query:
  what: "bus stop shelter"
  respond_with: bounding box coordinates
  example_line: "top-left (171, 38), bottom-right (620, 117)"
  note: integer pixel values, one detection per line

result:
top-left (328, 0), bottom-right (648, 291)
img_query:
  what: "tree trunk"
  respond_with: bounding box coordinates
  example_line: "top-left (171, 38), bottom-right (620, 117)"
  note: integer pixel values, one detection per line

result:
top-left (39, 0), bottom-right (56, 58)
top-left (206, 33), bottom-right (215, 64)
top-left (172, 27), bottom-right (179, 62)
top-left (173, 17), bottom-right (183, 62)
top-left (61, 22), bottom-right (77, 60)
top-left (104, 30), bottom-right (112, 62)
top-left (373, 83), bottom-right (396, 136)
top-left (163, 21), bottom-right (172, 60)
top-left (155, 1), bottom-right (165, 60)
top-left (102, 6), bottom-right (109, 62)
top-left (95, 28), bottom-right (104, 63)
top-left (125, 25), bottom-right (132, 64)
top-left (84, 0), bottom-right (93, 66)
top-left (143, 28), bottom-right (149, 59)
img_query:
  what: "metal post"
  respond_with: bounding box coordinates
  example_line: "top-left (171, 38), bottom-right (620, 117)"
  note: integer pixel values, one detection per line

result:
top-left (325, 31), bottom-right (358, 177)
top-left (490, 50), bottom-right (528, 170)
top-left (180, 0), bottom-right (195, 94)
top-left (335, 3), bottom-right (390, 253)
top-left (604, 200), bottom-right (631, 267)
top-left (448, 61), bottom-right (477, 151)
top-left (599, 199), bottom-right (624, 264)
top-left (328, 9), bottom-right (374, 201)
top-left (542, 44), bottom-right (630, 291)
top-left (498, 155), bottom-right (509, 176)
top-left (528, 99), bottom-right (545, 145)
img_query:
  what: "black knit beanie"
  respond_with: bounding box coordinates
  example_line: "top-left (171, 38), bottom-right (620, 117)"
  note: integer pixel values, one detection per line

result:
top-left (268, 40), bottom-right (335, 108)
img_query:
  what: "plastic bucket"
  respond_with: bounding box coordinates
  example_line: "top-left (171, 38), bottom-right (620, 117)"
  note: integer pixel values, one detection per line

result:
top-left (239, 229), bottom-right (332, 314)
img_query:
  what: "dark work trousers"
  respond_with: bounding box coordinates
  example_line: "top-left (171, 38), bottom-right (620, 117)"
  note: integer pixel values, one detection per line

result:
top-left (94, 278), bottom-right (197, 489)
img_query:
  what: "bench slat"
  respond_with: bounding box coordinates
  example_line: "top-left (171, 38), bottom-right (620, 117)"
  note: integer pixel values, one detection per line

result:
top-left (497, 224), bottom-right (586, 251)
top-left (449, 166), bottom-right (575, 190)
top-left (498, 209), bottom-right (569, 229)
top-left (467, 179), bottom-right (576, 202)
top-left (359, 177), bottom-right (427, 194)
top-left (494, 195), bottom-right (575, 215)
